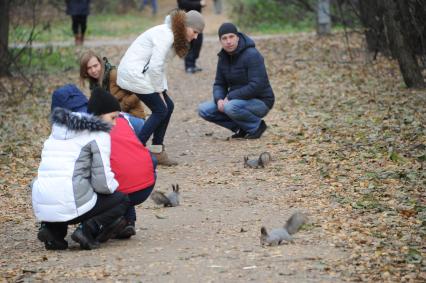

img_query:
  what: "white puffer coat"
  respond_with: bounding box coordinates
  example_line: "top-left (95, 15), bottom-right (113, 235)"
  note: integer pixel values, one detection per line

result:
top-left (32, 108), bottom-right (119, 222)
top-left (117, 16), bottom-right (175, 95)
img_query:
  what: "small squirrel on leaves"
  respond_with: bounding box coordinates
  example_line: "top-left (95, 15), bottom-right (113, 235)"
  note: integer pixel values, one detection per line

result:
top-left (244, 152), bottom-right (272, 168)
top-left (150, 184), bottom-right (180, 207)
top-left (260, 212), bottom-right (307, 246)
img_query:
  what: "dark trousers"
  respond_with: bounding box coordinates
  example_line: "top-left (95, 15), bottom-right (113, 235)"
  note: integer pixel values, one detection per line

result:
top-left (185, 33), bottom-right (203, 69)
top-left (135, 92), bottom-right (174, 146)
top-left (71, 15), bottom-right (88, 35)
top-left (43, 191), bottom-right (130, 239)
top-left (125, 185), bottom-right (155, 222)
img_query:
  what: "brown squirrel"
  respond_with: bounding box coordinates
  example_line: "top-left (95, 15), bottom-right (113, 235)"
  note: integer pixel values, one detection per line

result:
top-left (150, 184), bottom-right (180, 207)
top-left (244, 152), bottom-right (272, 168)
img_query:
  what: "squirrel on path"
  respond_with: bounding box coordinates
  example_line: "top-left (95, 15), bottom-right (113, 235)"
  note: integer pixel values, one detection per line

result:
top-left (260, 212), bottom-right (307, 246)
top-left (244, 152), bottom-right (272, 169)
top-left (150, 184), bottom-right (180, 207)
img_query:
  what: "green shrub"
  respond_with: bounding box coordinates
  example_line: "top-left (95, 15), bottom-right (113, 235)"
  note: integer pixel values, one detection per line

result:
top-left (9, 46), bottom-right (77, 75)
top-left (229, 0), bottom-right (316, 33)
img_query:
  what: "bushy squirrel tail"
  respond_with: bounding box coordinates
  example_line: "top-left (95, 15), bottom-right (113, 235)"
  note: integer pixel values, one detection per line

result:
top-left (151, 191), bottom-right (171, 206)
top-left (258, 152), bottom-right (272, 167)
top-left (284, 212), bottom-right (307, 235)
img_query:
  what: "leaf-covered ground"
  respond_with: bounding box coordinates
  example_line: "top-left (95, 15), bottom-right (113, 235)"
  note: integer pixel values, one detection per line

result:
top-left (0, 31), bottom-right (425, 282)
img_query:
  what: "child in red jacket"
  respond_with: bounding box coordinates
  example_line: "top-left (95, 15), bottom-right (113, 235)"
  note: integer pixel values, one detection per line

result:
top-left (51, 85), bottom-right (157, 239)
top-left (110, 115), bottom-right (156, 238)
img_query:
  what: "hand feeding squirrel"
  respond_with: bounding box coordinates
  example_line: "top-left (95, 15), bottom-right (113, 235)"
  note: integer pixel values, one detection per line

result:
top-left (150, 184), bottom-right (180, 207)
top-left (260, 212), bottom-right (307, 246)
top-left (244, 152), bottom-right (272, 169)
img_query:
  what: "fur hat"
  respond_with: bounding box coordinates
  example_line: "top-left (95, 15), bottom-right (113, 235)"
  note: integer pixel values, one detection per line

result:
top-left (185, 10), bottom-right (205, 33)
top-left (87, 87), bottom-right (121, 116)
top-left (218, 22), bottom-right (238, 38)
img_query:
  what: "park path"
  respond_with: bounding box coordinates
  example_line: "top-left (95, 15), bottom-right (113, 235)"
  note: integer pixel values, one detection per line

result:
top-left (0, 34), bottom-right (345, 282)
top-left (0, 0), bottom-right (350, 281)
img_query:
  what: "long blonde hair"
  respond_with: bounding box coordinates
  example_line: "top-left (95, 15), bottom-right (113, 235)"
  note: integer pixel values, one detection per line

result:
top-left (79, 50), bottom-right (104, 87)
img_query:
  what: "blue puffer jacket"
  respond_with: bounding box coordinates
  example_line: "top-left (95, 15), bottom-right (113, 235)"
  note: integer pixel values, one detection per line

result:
top-left (213, 32), bottom-right (275, 109)
top-left (66, 0), bottom-right (91, 16)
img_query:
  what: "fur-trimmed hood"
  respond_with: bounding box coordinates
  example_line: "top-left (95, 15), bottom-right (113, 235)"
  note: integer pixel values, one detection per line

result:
top-left (168, 10), bottom-right (189, 58)
top-left (50, 108), bottom-right (111, 140)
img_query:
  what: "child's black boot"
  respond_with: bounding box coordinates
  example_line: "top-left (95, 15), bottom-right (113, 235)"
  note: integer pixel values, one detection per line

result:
top-left (114, 220), bottom-right (136, 239)
top-left (96, 216), bottom-right (127, 243)
top-left (71, 223), bottom-right (100, 250)
top-left (37, 223), bottom-right (68, 250)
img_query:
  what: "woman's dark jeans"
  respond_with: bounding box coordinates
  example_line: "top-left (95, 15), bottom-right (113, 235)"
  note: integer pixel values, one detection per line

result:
top-left (135, 92), bottom-right (174, 146)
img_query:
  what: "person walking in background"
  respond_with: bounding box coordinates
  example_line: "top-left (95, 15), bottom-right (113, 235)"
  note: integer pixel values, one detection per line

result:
top-left (65, 0), bottom-right (90, 45)
top-left (79, 51), bottom-right (147, 137)
top-left (177, 0), bottom-right (206, 74)
top-left (198, 23), bottom-right (275, 139)
top-left (213, 0), bottom-right (222, 14)
top-left (117, 10), bottom-right (205, 166)
top-left (139, 0), bottom-right (158, 15)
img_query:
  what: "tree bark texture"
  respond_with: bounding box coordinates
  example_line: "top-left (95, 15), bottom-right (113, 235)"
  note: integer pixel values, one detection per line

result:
top-left (358, 0), bottom-right (386, 53)
top-left (0, 0), bottom-right (10, 77)
top-left (382, 0), bottom-right (424, 88)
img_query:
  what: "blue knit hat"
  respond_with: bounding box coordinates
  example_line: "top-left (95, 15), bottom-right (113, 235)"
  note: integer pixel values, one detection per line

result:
top-left (51, 84), bottom-right (88, 113)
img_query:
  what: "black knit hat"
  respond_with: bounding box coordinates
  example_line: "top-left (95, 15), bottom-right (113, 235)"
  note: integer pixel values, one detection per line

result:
top-left (218, 23), bottom-right (238, 38)
top-left (87, 87), bottom-right (121, 116)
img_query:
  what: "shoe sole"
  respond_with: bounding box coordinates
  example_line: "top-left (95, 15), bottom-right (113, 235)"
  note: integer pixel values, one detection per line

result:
top-left (45, 240), bottom-right (68, 250)
top-left (71, 229), bottom-right (99, 250)
top-left (245, 122), bottom-right (267, 139)
top-left (115, 226), bottom-right (136, 239)
top-left (96, 217), bottom-right (127, 243)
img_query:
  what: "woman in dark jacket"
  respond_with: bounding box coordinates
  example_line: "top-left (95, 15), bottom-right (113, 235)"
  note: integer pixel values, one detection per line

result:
top-left (65, 0), bottom-right (90, 45)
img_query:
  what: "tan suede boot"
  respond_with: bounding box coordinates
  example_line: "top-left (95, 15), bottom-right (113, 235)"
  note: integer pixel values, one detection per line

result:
top-left (150, 145), bottom-right (178, 166)
top-left (74, 34), bottom-right (80, 45)
top-left (75, 34), bottom-right (83, 46)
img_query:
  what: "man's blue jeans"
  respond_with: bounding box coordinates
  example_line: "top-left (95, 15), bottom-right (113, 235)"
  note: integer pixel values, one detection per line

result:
top-left (198, 99), bottom-right (269, 134)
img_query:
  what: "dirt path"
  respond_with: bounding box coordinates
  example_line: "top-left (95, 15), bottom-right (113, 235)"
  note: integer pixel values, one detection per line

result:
top-left (0, 32), bottom-right (346, 282)
top-left (0, 1), bottom-right (353, 281)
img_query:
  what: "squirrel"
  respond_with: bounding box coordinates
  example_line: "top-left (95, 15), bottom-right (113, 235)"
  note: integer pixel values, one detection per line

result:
top-left (244, 152), bottom-right (272, 169)
top-left (260, 212), bottom-right (307, 246)
top-left (150, 184), bottom-right (180, 207)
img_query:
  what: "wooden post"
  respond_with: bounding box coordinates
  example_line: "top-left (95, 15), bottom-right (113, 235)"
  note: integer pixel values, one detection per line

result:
top-left (317, 0), bottom-right (331, 35)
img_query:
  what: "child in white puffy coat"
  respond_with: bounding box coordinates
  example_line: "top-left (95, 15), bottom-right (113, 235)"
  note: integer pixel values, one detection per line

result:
top-left (33, 88), bottom-right (130, 250)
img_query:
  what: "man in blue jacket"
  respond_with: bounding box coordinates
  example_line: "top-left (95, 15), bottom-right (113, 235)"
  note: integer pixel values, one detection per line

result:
top-left (198, 23), bottom-right (275, 139)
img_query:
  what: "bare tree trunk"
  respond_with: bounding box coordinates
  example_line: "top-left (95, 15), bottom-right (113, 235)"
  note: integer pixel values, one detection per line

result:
top-left (382, 0), bottom-right (425, 88)
top-left (359, 0), bottom-right (386, 54)
top-left (0, 0), bottom-right (10, 77)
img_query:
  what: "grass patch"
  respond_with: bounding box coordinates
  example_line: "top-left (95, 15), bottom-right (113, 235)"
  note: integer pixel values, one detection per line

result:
top-left (10, 12), bottom-right (154, 43)
top-left (10, 46), bottom-right (78, 74)
top-left (246, 21), bottom-right (315, 35)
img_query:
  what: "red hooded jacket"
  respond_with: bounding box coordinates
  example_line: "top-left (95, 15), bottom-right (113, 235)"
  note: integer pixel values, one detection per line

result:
top-left (110, 117), bottom-right (155, 194)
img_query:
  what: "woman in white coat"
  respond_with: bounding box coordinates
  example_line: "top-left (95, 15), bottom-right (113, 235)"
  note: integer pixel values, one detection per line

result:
top-left (117, 10), bottom-right (205, 166)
